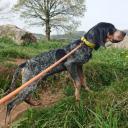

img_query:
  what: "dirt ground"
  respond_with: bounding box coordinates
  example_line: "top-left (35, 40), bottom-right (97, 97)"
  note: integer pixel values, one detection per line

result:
top-left (0, 59), bottom-right (64, 128)
top-left (0, 88), bottom-right (64, 128)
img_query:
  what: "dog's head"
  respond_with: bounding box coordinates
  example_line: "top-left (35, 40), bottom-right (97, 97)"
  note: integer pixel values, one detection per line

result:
top-left (107, 30), bottom-right (126, 43)
top-left (85, 22), bottom-right (126, 50)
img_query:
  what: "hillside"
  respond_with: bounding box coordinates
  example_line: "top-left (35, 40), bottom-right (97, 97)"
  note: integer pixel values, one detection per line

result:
top-left (34, 31), bottom-right (86, 41)
top-left (0, 37), bottom-right (128, 128)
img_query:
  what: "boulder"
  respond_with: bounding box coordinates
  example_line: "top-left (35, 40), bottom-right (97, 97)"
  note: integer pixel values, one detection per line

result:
top-left (0, 24), bottom-right (37, 45)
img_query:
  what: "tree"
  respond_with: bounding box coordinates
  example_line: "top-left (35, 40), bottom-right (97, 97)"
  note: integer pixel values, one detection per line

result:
top-left (14, 0), bottom-right (86, 40)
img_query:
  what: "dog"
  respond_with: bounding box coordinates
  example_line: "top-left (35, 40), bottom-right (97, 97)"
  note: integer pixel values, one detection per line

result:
top-left (6, 22), bottom-right (126, 117)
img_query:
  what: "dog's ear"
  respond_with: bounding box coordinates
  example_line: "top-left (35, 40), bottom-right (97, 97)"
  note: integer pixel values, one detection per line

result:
top-left (96, 25), bottom-right (117, 49)
top-left (55, 49), bottom-right (66, 61)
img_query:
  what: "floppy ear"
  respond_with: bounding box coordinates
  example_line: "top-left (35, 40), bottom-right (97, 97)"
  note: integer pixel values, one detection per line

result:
top-left (107, 32), bottom-right (113, 39)
top-left (97, 26), bottom-right (117, 48)
top-left (55, 49), bottom-right (66, 61)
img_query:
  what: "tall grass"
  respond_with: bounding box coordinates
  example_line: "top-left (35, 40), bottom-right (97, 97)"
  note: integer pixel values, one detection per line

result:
top-left (11, 48), bottom-right (128, 128)
top-left (0, 37), bottom-right (128, 127)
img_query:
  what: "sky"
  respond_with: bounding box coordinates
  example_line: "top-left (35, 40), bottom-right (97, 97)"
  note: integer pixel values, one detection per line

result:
top-left (0, 0), bottom-right (128, 34)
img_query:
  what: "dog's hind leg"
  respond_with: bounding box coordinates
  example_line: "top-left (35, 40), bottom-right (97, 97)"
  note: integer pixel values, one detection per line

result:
top-left (5, 63), bottom-right (26, 95)
top-left (6, 81), bottom-right (38, 118)
top-left (21, 68), bottom-right (42, 106)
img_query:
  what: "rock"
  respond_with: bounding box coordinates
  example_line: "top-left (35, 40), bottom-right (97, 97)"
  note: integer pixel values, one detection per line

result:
top-left (0, 24), bottom-right (37, 45)
top-left (106, 36), bottom-right (128, 49)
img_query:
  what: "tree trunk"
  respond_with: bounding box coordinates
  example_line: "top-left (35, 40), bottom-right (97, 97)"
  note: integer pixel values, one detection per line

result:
top-left (45, 20), bottom-right (51, 41)
top-left (45, 0), bottom-right (51, 41)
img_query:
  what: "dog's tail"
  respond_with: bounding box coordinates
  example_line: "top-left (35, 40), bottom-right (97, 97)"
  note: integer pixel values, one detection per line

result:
top-left (5, 62), bottom-right (26, 95)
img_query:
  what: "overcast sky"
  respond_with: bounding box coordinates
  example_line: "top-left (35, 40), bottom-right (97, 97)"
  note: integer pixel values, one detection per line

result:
top-left (0, 0), bottom-right (128, 34)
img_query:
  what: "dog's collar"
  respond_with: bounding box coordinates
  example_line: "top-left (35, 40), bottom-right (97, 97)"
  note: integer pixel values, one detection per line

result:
top-left (81, 37), bottom-right (96, 48)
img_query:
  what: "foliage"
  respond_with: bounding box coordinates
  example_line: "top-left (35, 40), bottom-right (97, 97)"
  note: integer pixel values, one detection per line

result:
top-left (13, 0), bottom-right (86, 40)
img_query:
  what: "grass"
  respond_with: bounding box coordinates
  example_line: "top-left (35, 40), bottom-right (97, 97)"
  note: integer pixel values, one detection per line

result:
top-left (0, 37), bottom-right (67, 96)
top-left (0, 37), bottom-right (128, 128)
top-left (0, 37), bottom-right (67, 65)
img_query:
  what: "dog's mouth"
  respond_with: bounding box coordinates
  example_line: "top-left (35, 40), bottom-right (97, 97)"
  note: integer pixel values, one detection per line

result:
top-left (111, 39), bottom-right (122, 43)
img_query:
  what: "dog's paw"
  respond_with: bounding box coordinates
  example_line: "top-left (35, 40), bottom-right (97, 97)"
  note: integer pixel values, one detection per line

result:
top-left (85, 86), bottom-right (93, 93)
top-left (25, 98), bottom-right (42, 106)
top-left (31, 100), bottom-right (42, 106)
top-left (75, 97), bottom-right (80, 102)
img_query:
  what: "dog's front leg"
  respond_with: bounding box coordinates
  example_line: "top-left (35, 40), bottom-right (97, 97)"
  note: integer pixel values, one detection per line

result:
top-left (81, 76), bottom-right (91, 91)
top-left (65, 63), bottom-right (81, 101)
top-left (77, 65), bottom-right (91, 91)
top-left (73, 80), bottom-right (81, 101)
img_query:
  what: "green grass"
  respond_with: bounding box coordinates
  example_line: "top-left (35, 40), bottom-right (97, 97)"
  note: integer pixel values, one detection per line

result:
top-left (0, 37), bottom-right (67, 65)
top-left (0, 37), bottom-right (128, 128)
top-left (0, 37), bottom-right (67, 96)
top-left (11, 48), bottom-right (128, 128)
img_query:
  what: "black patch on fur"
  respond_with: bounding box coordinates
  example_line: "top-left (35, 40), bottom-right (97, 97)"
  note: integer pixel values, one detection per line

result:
top-left (55, 49), bottom-right (67, 61)
top-left (19, 62), bottom-right (26, 68)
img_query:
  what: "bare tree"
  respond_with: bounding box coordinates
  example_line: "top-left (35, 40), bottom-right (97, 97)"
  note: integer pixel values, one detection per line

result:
top-left (14, 0), bottom-right (86, 40)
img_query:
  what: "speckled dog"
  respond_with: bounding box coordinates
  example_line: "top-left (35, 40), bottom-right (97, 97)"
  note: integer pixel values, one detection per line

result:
top-left (6, 22), bottom-right (126, 116)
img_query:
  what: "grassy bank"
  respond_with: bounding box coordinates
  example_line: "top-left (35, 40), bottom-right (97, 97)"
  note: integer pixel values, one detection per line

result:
top-left (11, 48), bottom-right (128, 128)
top-left (0, 37), bottom-right (67, 66)
top-left (0, 37), bottom-right (67, 96)
top-left (0, 37), bottom-right (128, 128)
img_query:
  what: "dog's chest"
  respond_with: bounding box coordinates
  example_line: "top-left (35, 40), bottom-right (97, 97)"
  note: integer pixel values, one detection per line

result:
top-left (72, 45), bottom-right (92, 64)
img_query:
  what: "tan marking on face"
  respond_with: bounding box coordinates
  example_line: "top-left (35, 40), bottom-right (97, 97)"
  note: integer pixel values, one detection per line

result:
top-left (107, 30), bottom-right (126, 43)
top-left (113, 31), bottom-right (124, 41)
